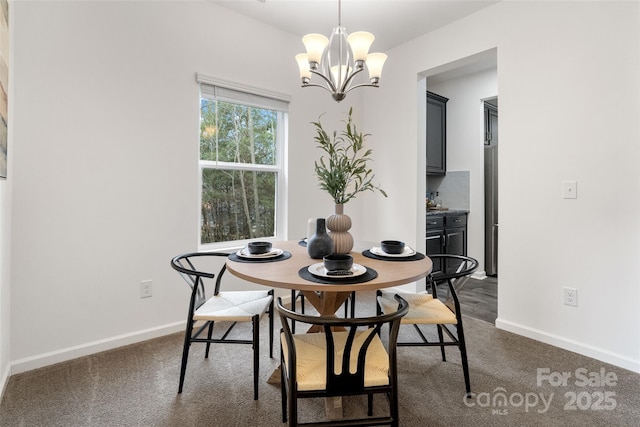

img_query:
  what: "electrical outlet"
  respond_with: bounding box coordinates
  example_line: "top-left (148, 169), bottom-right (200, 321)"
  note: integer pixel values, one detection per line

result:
top-left (140, 280), bottom-right (153, 298)
top-left (564, 287), bottom-right (577, 307)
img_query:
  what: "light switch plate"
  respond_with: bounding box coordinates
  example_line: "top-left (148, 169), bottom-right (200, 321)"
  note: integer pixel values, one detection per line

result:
top-left (562, 181), bottom-right (577, 199)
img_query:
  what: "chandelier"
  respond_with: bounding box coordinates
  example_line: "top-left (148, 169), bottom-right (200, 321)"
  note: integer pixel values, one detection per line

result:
top-left (295, 0), bottom-right (387, 102)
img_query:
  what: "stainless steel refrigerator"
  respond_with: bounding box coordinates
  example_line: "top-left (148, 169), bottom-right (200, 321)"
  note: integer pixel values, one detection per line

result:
top-left (484, 102), bottom-right (498, 276)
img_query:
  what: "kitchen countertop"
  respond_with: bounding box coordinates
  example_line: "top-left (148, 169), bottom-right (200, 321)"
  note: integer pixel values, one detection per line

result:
top-left (426, 209), bottom-right (469, 216)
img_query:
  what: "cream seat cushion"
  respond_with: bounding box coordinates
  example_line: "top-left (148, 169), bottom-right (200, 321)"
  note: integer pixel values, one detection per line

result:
top-left (378, 288), bottom-right (457, 325)
top-left (281, 329), bottom-right (389, 392)
top-left (193, 290), bottom-right (272, 322)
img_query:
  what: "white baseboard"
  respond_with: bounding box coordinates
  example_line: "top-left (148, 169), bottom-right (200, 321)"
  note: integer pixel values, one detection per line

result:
top-left (0, 362), bottom-right (9, 403)
top-left (472, 270), bottom-right (487, 280)
top-left (9, 321), bottom-right (185, 375)
top-left (9, 293), bottom-right (291, 377)
top-left (495, 317), bottom-right (640, 374)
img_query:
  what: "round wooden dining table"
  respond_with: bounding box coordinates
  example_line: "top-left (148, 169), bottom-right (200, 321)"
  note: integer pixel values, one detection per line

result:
top-left (227, 239), bottom-right (432, 418)
top-left (226, 240), bottom-right (432, 319)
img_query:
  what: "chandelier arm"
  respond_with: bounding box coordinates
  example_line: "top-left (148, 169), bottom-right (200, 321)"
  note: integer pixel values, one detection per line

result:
top-left (343, 82), bottom-right (379, 94)
top-left (309, 68), bottom-right (338, 93)
top-left (339, 66), bottom-right (365, 93)
top-left (301, 82), bottom-right (340, 95)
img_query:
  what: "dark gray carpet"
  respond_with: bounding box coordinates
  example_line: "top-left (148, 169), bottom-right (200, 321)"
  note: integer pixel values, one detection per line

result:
top-left (1, 291), bottom-right (638, 426)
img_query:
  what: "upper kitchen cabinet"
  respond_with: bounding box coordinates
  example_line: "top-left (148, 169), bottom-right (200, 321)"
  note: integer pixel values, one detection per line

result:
top-left (426, 91), bottom-right (448, 175)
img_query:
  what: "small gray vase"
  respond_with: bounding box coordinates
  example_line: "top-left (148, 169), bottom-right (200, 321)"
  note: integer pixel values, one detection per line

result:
top-left (307, 218), bottom-right (333, 259)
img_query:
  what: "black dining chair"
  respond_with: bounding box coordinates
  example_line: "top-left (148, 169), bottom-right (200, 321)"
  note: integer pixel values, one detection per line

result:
top-left (377, 254), bottom-right (478, 396)
top-left (171, 252), bottom-right (274, 400)
top-left (277, 294), bottom-right (408, 427)
top-left (289, 290), bottom-right (356, 332)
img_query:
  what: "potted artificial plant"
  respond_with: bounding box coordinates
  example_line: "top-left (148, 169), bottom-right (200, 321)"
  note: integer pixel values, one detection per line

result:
top-left (312, 108), bottom-right (387, 253)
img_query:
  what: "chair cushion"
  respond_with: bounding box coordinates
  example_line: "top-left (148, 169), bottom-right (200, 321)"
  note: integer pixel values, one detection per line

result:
top-left (378, 288), bottom-right (457, 325)
top-left (281, 329), bottom-right (390, 392)
top-left (194, 290), bottom-right (272, 322)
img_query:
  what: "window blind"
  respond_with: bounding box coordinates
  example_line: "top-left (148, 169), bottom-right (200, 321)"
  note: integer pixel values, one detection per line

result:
top-left (196, 73), bottom-right (290, 112)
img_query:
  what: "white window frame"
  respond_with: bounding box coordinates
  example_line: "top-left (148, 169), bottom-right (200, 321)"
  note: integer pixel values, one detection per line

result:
top-left (196, 74), bottom-right (290, 251)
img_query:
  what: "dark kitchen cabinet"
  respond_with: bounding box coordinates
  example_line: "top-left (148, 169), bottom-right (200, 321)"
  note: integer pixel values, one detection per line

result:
top-left (426, 215), bottom-right (445, 271)
top-left (485, 103), bottom-right (498, 145)
top-left (426, 213), bottom-right (467, 274)
top-left (426, 91), bottom-right (448, 176)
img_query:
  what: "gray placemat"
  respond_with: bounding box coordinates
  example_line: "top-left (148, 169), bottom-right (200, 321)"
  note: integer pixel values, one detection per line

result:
top-left (298, 265), bottom-right (378, 284)
top-left (228, 251), bottom-right (292, 263)
top-left (361, 249), bottom-right (425, 262)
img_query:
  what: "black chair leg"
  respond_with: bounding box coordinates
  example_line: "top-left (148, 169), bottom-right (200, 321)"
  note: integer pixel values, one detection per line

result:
top-left (289, 385), bottom-right (297, 427)
top-left (290, 290), bottom-right (308, 333)
top-left (344, 291), bottom-right (356, 319)
top-left (252, 315), bottom-right (260, 400)
top-left (437, 324), bottom-right (446, 361)
top-left (290, 290), bottom-right (297, 333)
top-left (269, 292), bottom-right (274, 358)
top-left (350, 291), bottom-right (356, 317)
top-left (457, 322), bottom-right (471, 395)
top-left (345, 295), bottom-right (349, 317)
top-left (178, 322), bottom-right (192, 393)
top-left (341, 291), bottom-right (356, 318)
top-left (205, 321), bottom-right (214, 358)
top-left (280, 353), bottom-right (287, 423)
top-left (376, 290), bottom-right (383, 316)
top-left (390, 388), bottom-right (399, 427)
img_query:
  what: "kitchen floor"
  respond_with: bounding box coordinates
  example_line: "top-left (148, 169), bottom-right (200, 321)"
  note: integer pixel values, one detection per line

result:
top-left (439, 276), bottom-right (497, 324)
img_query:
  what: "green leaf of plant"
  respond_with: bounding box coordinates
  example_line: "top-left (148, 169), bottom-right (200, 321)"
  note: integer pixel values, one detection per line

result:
top-left (312, 109), bottom-right (387, 205)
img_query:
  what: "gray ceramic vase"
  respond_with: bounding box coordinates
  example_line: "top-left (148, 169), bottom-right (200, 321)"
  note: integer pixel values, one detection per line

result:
top-left (307, 218), bottom-right (333, 259)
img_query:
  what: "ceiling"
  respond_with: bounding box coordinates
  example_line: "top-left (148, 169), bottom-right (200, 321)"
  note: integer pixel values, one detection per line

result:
top-left (211, 0), bottom-right (499, 53)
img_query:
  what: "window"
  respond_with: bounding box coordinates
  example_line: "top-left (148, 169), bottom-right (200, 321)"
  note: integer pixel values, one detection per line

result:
top-left (197, 75), bottom-right (289, 248)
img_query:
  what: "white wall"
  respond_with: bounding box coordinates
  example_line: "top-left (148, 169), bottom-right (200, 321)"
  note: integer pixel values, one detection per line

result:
top-left (362, 1), bottom-right (640, 372)
top-left (0, 153), bottom-right (10, 393)
top-left (0, 0), bottom-right (13, 395)
top-left (8, 0), bottom-right (361, 373)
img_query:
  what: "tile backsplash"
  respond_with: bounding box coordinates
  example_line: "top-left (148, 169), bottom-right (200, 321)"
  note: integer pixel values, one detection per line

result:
top-left (427, 170), bottom-right (470, 210)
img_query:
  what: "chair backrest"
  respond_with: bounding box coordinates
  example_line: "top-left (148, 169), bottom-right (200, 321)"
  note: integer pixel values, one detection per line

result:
top-left (429, 254), bottom-right (478, 283)
top-left (276, 295), bottom-right (408, 395)
top-left (170, 252), bottom-right (230, 311)
top-left (427, 254), bottom-right (478, 312)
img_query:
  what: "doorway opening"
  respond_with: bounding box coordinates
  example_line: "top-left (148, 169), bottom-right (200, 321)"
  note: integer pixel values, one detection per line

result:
top-left (421, 49), bottom-right (498, 324)
top-left (484, 97), bottom-right (498, 277)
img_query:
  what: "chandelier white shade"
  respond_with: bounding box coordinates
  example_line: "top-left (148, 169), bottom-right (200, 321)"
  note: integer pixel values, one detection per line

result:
top-left (295, 1), bottom-right (387, 102)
